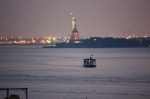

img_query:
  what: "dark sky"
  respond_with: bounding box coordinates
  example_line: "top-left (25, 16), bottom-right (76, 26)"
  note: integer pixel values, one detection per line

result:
top-left (1, 0), bottom-right (150, 38)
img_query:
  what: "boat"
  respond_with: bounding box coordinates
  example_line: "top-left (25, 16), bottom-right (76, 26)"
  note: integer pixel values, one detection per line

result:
top-left (83, 55), bottom-right (96, 67)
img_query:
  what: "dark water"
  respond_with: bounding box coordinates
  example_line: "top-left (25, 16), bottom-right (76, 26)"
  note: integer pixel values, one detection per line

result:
top-left (0, 45), bottom-right (150, 99)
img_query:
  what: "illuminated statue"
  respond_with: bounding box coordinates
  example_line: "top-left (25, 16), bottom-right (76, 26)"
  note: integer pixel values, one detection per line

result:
top-left (71, 13), bottom-right (77, 31)
top-left (70, 13), bottom-right (80, 42)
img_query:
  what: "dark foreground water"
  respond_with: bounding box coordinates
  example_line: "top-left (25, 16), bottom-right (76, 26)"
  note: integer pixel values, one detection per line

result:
top-left (0, 45), bottom-right (150, 99)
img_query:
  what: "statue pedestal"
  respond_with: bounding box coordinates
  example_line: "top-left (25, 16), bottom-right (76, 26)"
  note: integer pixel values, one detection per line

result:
top-left (69, 30), bottom-right (81, 43)
top-left (70, 31), bottom-right (79, 40)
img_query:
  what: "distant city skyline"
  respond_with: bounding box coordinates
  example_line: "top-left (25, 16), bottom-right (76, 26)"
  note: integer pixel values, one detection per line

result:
top-left (1, 0), bottom-right (150, 38)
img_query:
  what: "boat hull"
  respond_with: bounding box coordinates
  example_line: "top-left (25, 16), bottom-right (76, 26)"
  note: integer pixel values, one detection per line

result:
top-left (84, 65), bottom-right (96, 67)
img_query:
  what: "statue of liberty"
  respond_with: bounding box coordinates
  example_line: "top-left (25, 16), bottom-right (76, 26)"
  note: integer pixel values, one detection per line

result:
top-left (71, 13), bottom-right (77, 31)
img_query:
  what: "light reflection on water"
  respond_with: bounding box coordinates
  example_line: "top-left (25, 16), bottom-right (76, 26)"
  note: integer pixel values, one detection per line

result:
top-left (0, 45), bottom-right (150, 99)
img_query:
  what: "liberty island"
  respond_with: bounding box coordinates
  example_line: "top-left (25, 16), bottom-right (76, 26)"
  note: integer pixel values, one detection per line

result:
top-left (43, 13), bottom-right (150, 48)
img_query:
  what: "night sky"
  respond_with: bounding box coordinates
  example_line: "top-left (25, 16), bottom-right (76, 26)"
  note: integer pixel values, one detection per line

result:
top-left (1, 0), bottom-right (150, 38)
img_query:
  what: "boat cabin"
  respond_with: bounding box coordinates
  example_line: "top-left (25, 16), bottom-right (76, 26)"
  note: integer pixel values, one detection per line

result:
top-left (83, 56), bottom-right (96, 67)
